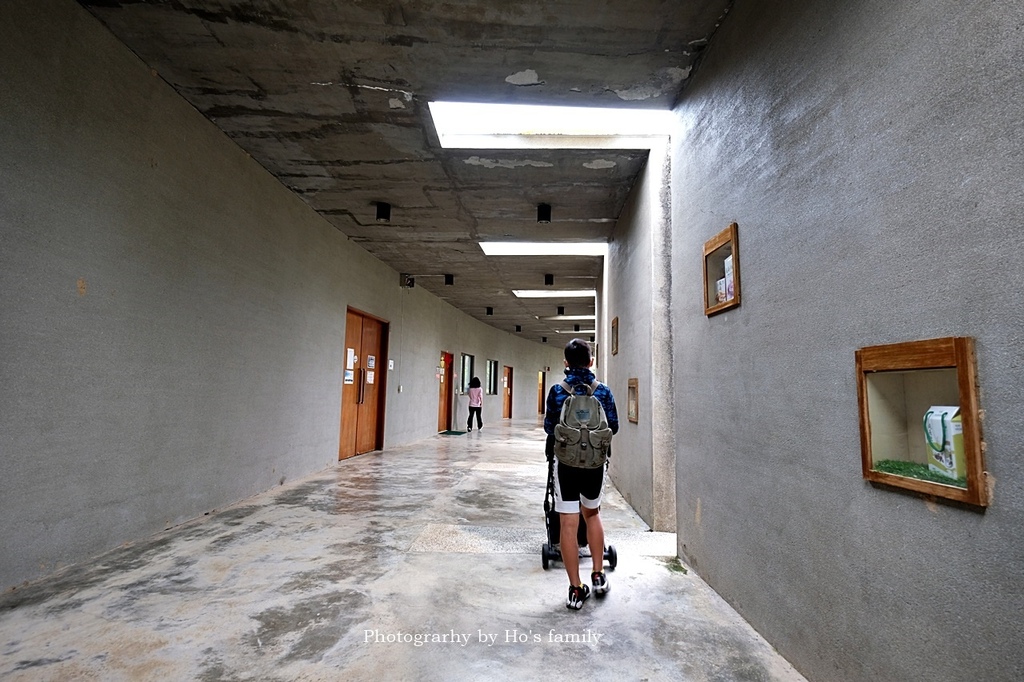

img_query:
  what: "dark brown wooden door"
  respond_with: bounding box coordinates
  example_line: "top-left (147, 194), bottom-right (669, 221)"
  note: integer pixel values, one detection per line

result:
top-left (340, 309), bottom-right (388, 459)
top-left (503, 365), bottom-right (513, 419)
top-left (437, 351), bottom-right (453, 432)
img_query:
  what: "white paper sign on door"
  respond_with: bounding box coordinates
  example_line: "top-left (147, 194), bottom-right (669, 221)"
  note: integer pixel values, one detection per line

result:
top-left (346, 348), bottom-right (356, 370)
top-left (367, 371), bottom-right (375, 385)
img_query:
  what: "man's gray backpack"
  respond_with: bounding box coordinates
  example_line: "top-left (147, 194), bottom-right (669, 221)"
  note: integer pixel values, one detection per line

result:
top-left (553, 381), bottom-right (613, 469)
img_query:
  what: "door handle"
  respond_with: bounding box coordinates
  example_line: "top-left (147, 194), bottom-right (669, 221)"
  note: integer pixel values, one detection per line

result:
top-left (358, 369), bottom-right (366, 404)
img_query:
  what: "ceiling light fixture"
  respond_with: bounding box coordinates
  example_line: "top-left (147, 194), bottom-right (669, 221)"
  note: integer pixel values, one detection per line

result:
top-left (544, 274), bottom-right (554, 286)
top-left (537, 203), bottom-right (551, 224)
top-left (375, 201), bottom-right (391, 223)
top-left (515, 325), bottom-right (522, 333)
top-left (557, 306), bottom-right (565, 315)
top-left (512, 290), bottom-right (596, 298)
top-left (486, 307), bottom-right (493, 316)
top-left (444, 274), bottom-right (454, 285)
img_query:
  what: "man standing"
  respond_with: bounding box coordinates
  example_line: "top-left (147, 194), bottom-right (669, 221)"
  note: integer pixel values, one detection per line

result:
top-left (544, 338), bottom-right (619, 610)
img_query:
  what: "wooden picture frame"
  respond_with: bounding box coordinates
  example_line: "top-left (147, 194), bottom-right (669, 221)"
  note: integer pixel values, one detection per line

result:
top-left (611, 317), bottom-right (619, 356)
top-left (855, 336), bottom-right (988, 507)
top-left (703, 222), bottom-right (741, 317)
top-left (627, 378), bottom-right (639, 423)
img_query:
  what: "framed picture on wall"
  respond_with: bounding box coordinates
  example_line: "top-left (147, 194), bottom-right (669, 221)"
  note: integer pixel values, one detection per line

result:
top-left (855, 336), bottom-right (988, 507)
top-left (627, 378), bottom-right (638, 423)
top-left (611, 317), bottom-right (619, 355)
top-left (703, 222), bottom-right (741, 316)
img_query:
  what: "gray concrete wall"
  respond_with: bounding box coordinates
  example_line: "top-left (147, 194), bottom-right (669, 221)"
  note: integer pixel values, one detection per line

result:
top-left (0, 0), bottom-right (562, 590)
top-left (606, 143), bottom-right (676, 531)
top-left (671, 0), bottom-right (1024, 680)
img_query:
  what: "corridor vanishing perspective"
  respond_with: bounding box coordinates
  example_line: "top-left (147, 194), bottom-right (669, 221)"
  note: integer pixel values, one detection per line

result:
top-left (0, 421), bottom-right (803, 681)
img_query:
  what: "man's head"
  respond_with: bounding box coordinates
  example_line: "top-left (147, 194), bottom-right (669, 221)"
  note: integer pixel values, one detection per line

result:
top-left (564, 338), bottom-right (593, 369)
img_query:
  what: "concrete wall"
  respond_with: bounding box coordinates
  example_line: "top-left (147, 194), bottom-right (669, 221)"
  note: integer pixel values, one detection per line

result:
top-left (0, 0), bottom-right (562, 591)
top-left (671, 0), bottom-right (1024, 680)
top-left (605, 143), bottom-right (676, 531)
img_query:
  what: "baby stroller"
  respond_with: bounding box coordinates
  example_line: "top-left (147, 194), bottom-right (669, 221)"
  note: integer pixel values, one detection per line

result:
top-left (541, 435), bottom-right (617, 570)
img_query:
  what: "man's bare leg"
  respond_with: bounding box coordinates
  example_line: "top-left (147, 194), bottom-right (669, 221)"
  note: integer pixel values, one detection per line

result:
top-left (559, 512), bottom-right (581, 587)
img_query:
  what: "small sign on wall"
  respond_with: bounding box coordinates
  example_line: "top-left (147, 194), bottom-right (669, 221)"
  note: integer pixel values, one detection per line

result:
top-left (344, 370), bottom-right (355, 385)
top-left (367, 371), bottom-right (375, 385)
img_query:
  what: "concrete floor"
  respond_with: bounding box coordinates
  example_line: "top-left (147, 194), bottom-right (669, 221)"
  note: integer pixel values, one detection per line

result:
top-left (0, 420), bottom-right (805, 682)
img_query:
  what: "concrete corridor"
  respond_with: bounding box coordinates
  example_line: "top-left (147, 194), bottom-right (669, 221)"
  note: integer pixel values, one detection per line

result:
top-left (0, 420), bottom-right (805, 681)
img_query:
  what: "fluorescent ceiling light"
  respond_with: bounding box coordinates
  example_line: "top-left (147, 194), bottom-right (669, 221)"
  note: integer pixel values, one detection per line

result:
top-left (480, 242), bottom-right (607, 257)
top-left (428, 101), bottom-right (672, 149)
top-left (555, 329), bottom-right (597, 334)
top-left (513, 289), bottom-right (596, 298)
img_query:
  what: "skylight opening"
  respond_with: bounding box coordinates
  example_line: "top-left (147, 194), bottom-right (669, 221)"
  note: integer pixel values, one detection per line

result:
top-left (513, 289), bottom-right (597, 298)
top-left (539, 315), bottom-right (596, 321)
top-left (480, 242), bottom-right (608, 257)
top-left (428, 101), bottom-right (672, 149)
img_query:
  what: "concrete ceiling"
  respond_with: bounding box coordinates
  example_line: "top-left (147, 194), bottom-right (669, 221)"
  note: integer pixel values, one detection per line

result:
top-left (79, 0), bottom-right (732, 343)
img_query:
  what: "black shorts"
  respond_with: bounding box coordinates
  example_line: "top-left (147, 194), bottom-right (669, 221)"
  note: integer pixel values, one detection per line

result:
top-left (553, 459), bottom-right (606, 514)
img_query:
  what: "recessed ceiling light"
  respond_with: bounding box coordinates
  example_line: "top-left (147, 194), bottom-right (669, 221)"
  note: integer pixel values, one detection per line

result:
top-left (513, 289), bottom-right (596, 298)
top-left (480, 242), bottom-right (607, 257)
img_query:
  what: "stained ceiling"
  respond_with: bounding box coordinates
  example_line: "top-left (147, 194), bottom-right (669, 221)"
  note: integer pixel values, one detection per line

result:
top-left (79, 0), bottom-right (732, 342)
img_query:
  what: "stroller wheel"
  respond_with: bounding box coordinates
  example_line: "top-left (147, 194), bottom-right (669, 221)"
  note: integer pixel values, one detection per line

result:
top-left (541, 543), bottom-right (551, 570)
top-left (605, 545), bottom-right (618, 570)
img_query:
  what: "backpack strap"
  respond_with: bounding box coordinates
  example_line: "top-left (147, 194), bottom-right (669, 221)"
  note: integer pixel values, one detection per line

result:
top-left (561, 380), bottom-right (596, 396)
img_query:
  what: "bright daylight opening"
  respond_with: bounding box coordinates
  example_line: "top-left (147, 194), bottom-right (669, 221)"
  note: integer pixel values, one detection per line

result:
top-left (432, 101), bottom-right (664, 325)
top-left (513, 290), bottom-right (597, 298)
top-left (428, 101), bottom-right (672, 148)
top-left (540, 315), bottom-right (596, 321)
top-left (479, 242), bottom-right (608, 257)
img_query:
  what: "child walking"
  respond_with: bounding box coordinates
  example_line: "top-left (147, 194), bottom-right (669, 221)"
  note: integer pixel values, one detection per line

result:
top-left (467, 376), bottom-right (483, 431)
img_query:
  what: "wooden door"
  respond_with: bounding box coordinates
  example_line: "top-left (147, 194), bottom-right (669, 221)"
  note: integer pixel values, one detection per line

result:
top-left (437, 351), bottom-right (453, 432)
top-left (339, 309), bottom-right (388, 459)
top-left (355, 319), bottom-right (384, 454)
top-left (502, 365), bottom-right (513, 419)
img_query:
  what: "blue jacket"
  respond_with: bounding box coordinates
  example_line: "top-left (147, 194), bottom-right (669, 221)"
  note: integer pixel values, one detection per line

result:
top-left (544, 367), bottom-right (619, 436)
